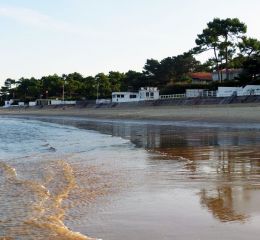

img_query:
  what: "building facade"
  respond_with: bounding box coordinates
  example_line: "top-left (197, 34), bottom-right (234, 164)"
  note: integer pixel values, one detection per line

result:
top-left (112, 87), bottom-right (160, 103)
top-left (212, 69), bottom-right (243, 81)
top-left (217, 85), bottom-right (260, 97)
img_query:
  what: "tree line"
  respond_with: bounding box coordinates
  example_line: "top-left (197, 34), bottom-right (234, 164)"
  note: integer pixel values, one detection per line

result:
top-left (1, 17), bottom-right (260, 105)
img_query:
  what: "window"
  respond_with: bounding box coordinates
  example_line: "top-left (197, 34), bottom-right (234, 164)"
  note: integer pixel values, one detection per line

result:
top-left (130, 94), bottom-right (137, 99)
top-left (146, 92), bottom-right (149, 97)
top-left (117, 94), bottom-right (121, 98)
top-left (121, 94), bottom-right (124, 98)
top-left (150, 92), bottom-right (154, 98)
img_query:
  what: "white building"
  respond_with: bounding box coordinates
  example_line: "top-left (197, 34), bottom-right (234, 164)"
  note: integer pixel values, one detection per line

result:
top-left (29, 101), bottom-right (37, 107)
top-left (3, 99), bottom-right (26, 108)
top-left (217, 85), bottom-right (260, 97)
top-left (212, 69), bottom-right (243, 81)
top-left (112, 87), bottom-right (159, 103)
top-left (18, 102), bottom-right (25, 106)
top-left (4, 99), bottom-right (14, 108)
top-left (112, 92), bottom-right (139, 103)
top-left (242, 85), bottom-right (260, 96)
top-left (217, 87), bottom-right (242, 97)
top-left (139, 87), bottom-right (160, 101)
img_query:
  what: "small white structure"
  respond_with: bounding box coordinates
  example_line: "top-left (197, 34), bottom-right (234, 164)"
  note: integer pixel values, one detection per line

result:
top-left (18, 102), bottom-right (25, 106)
top-left (29, 101), bottom-right (37, 107)
top-left (112, 87), bottom-right (159, 103)
top-left (217, 87), bottom-right (242, 97)
top-left (112, 92), bottom-right (139, 103)
top-left (139, 87), bottom-right (160, 101)
top-left (96, 99), bottom-right (111, 104)
top-left (4, 99), bottom-right (14, 108)
top-left (217, 85), bottom-right (260, 97)
top-left (242, 85), bottom-right (260, 96)
top-left (36, 99), bottom-right (76, 106)
top-left (50, 100), bottom-right (63, 105)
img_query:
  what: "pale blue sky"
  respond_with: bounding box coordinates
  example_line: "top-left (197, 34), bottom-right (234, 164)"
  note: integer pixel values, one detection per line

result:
top-left (0, 0), bottom-right (260, 85)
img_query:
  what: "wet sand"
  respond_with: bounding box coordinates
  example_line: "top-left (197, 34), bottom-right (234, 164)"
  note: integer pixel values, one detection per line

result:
top-left (1, 103), bottom-right (260, 123)
top-left (41, 117), bottom-right (260, 239)
top-left (6, 115), bottom-right (259, 240)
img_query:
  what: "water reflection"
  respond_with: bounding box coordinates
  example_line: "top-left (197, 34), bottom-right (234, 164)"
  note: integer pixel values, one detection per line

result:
top-left (20, 117), bottom-right (260, 224)
top-left (149, 145), bottom-right (260, 223)
top-left (199, 186), bottom-right (248, 222)
top-left (66, 121), bottom-right (260, 149)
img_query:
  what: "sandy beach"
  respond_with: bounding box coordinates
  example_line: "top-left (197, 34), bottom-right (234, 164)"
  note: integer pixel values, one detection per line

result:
top-left (2, 105), bottom-right (260, 240)
top-left (1, 103), bottom-right (260, 123)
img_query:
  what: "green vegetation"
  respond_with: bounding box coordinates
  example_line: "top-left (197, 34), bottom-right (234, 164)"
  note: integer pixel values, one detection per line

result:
top-left (194, 18), bottom-right (247, 81)
top-left (1, 18), bottom-right (260, 105)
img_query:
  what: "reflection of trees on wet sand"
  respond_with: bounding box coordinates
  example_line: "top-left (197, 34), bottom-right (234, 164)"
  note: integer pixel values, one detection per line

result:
top-left (150, 146), bottom-right (260, 223)
top-left (154, 145), bottom-right (260, 175)
top-left (199, 187), bottom-right (248, 222)
top-left (38, 119), bottom-right (260, 224)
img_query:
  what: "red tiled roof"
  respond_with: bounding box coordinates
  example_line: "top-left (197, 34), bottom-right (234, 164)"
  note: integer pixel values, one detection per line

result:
top-left (190, 72), bottom-right (212, 81)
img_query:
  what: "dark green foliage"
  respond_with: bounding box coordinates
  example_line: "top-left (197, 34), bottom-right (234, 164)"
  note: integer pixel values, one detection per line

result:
top-left (41, 75), bottom-right (63, 99)
top-left (194, 18), bottom-right (247, 81)
top-left (108, 71), bottom-right (125, 92)
top-left (240, 56), bottom-right (260, 82)
top-left (120, 70), bottom-right (145, 91)
top-left (143, 53), bottom-right (200, 86)
top-left (238, 37), bottom-right (260, 57)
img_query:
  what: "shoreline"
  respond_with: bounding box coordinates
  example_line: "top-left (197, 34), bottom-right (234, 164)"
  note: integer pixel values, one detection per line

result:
top-left (1, 103), bottom-right (260, 124)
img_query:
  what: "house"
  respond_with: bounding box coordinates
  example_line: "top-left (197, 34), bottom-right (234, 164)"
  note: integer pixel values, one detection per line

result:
top-left (139, 87), bottom-right (160, 100)
top-left (112, 92), bottom-right (139, 103)
top-left (190, 72), bottom-right (212, 84)
top-left (112, 87), bottom-right (160, 103)
top-left (212, 69), bottom-right (243, 81)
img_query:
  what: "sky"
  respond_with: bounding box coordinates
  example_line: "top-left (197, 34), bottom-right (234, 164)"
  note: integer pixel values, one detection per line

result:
top-left (0, 0), bottom-right (260, 86)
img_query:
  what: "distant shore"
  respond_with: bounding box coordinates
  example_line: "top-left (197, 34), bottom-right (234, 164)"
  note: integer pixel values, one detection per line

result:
top-left (1, 103), bottom-right (260, 124)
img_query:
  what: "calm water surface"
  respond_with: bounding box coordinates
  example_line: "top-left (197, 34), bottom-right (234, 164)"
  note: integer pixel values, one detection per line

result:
top-left (1, 116), bottom-right (260, 240)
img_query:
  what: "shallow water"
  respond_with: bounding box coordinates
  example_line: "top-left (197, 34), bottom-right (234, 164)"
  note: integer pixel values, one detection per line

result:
top-left (1, 117), bottom-right (260, 239)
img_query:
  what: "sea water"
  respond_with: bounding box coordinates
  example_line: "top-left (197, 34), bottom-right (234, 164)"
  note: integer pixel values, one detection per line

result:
top-left (0, 117), bottom-right (146, 240)
top-left (1, 117), bottom-right (260, 240)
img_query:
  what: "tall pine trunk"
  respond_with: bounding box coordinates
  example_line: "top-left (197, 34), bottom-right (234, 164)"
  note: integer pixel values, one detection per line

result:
top-left (213, 46), bottom-right (221, 82)
top-left (225, 35), bottom-right (229, 80)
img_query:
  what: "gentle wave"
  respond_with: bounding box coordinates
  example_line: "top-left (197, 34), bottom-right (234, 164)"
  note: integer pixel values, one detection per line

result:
top-left (0, 160), bottom-right (98, 240)
top-left (0, 118), bottom-right (131, 239)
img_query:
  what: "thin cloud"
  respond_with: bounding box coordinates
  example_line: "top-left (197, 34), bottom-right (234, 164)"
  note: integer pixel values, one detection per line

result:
top-left (0, 6), bottom-right (86, 36)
